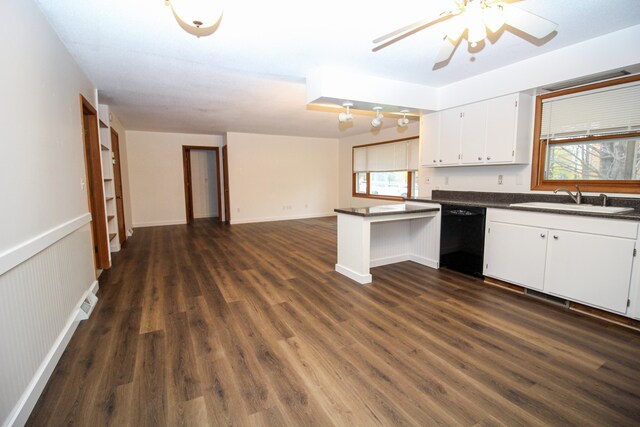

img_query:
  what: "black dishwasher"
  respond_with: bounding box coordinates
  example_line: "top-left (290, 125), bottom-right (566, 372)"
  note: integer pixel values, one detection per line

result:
top-left (439, 204), bottom-right (486, 277)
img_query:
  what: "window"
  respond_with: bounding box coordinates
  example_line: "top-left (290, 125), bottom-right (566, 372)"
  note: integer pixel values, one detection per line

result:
top-left (531, 74), bottom-right (640, 193)
top-left (352, 137), bottom-right (419, 200)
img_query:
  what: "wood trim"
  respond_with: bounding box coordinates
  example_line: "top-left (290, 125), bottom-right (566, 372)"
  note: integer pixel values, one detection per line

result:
top-left (546, 131), bottom-right (640, 145)
top-left (531, 74), bottom-right (640, 194)
top-left (110, 128), bottom-right (127, 245)
top-left (182, 146), bottom-right (222, 224)
top-left (351, 136), bottom-right (419, 200)
top-left (538, 73), bottom-right (640, 101)
top-left (222, 145), bottom-right (230, 223)
top-left (80, 95), bottom-right (110, 271)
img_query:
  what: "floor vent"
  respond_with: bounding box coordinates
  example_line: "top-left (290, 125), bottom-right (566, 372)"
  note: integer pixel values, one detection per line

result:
top-left (76, 292), bottom-right (98, 321)
top-left (524, 288), bottom-right (569, 307)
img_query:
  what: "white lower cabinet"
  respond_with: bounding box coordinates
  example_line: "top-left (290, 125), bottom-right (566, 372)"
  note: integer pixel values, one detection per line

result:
top-left (544, 230), bottom-right (635, 314)
top-left (484, 222), bottom-right (547, 290)
top-left (484, 209), bottom-right (639, 316)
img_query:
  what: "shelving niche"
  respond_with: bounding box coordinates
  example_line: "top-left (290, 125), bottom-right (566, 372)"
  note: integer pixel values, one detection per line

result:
top-left (98, 104), bottom-right (120, 254)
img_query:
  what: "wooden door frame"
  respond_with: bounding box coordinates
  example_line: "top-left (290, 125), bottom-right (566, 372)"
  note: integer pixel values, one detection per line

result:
top-left (182, 146), bottom-right (222, 224)
top-left (111, 128), bottom-right (126, 245)
top-left (80, 95), bottom-right (110, 270)
top-left (222, 145), bottom-right (230, 224)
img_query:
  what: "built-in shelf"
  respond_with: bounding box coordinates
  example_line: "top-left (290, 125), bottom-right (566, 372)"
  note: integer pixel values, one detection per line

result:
top-left (107, 215), bottom-right (115, 221)
top-left (109, 233), bottom-right (117, 241)
top-left (99, 119), bottom-right (108, 129)
top-left (101, 143), bottom-right (109, 151)
top-left (104, 178), bottom-right (113, 181)
top-left (106, 197), bottom-right (114, 201)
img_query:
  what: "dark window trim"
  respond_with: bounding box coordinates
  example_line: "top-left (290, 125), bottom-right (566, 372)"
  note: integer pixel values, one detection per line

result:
top-left (530, 74), bottom-right (640, 193)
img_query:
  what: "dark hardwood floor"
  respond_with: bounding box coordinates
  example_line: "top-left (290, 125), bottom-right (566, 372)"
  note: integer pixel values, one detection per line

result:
top-left (27, 217), bottom-right (640, 426)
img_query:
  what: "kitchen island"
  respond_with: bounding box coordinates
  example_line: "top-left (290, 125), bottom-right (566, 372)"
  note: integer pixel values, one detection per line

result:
top-left (334, 203), bottom-right (440, 284)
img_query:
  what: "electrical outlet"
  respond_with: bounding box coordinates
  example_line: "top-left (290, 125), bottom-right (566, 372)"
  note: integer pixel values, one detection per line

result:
top-left (498, 174), bottom-right (503, 185)
top-left (80, 178), bottom-right (85, 191)
top-left (444, 176), bottom-right (449, 185)
top-left (516, 174), bottom-right (523, 185)
top-left (305, 203), bottom-right (308, 208)
top-left (236, 208), bottom-right (240, 213)
top-left (425, 177), bottom-right (430, 184)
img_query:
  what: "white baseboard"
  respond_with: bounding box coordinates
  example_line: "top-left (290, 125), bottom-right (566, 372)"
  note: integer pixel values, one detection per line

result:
top-left (230, 212), bottom-right (336, 225)
top-left (6, 280), bottom-right (99, 427)
top-left (132, 219), bottom-right (186, 228)
top-left (370, 254), bottom-right (411, 268)
top-left (409, 254), bottom-right (439, 269)
top-left (335, 264), bottom-right (372, 284)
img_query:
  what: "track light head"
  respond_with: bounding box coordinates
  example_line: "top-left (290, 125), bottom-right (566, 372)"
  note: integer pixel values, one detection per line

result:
top-left (371, 106), bottom-right (383, 128)
top-left (338, 102), bottom-right (354, 123)
top-left (397, 110), bottom-right (410, 127)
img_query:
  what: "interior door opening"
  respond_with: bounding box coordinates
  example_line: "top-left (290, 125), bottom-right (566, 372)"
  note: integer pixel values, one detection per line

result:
top-left (182, 146), bottom-right (222, 225)
top-left (80, 95), bottom-right (110, 272)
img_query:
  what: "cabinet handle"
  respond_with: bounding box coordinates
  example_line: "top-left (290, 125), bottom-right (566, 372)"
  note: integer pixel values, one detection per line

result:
top-left (553, 235), bottom-right (559, 240)
top-left (487, 156), bottom-right (492, 160)
top-left (540, 233), bottom-right (545, 238)
top-left (433, 160), bottom-right (436, 163)
top-left (478, 157), bottom-right (482, 161)
top-left (439, 159), bottom-right (442, 162)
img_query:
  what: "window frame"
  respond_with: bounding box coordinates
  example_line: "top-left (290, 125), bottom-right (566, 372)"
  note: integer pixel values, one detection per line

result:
top-left (530, 74), bottom-right (640, 193)
top-left (351, 137), bottom-right (418, 201)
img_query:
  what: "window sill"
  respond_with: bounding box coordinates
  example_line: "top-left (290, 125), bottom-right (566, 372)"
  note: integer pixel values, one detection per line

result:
top-left (532, 181), bottom-right (640, 194)
top-left (353, 193), bottom-right (406, 202)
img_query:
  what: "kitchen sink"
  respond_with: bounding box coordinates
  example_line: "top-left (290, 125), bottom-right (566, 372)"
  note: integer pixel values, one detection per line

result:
top-left (509, 202), bottom-right (634, 214)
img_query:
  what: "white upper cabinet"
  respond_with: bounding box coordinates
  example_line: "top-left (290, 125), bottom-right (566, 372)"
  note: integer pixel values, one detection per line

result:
top-left (459, 102), bottom-right (487, 165)
top-left (420, 113), bottom-right (440, 166)
top-left (439, 108), bottom-right (463, 165)
top-left (420, 93), bottom-right (533, 167)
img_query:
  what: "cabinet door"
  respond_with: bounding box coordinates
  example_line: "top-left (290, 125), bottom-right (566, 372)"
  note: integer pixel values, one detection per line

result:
top-left (544, 230), bottom-right (635, 314)
top-left (485, 94), bottom-right (517, 163)
top-left (484, 221), bottom-right (548, 290)
top-left (439, 108), bottom-right (462, 165)
top-left (420, 113), bottom-right (440, 166)
top-left (460, 102), bottom-right (487, 164)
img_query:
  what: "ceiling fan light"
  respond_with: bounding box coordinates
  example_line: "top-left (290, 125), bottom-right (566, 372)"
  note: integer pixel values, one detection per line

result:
top-left (166, 0), bottom-right (224, 37)
top-left (467, 22), bottom-right (487, 46)
top-left (483, 6), bottom-right (505, 33)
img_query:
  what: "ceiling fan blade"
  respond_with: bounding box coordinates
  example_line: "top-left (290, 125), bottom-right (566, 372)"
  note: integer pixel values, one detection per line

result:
top-left (435, 37), bottom-right (460, 64)
top-left (372, 11), bottom-right (458, 52)
top-left (445, 13), bottom-right (466, 43)
top-left (501, 3), bottom-right (558, 39)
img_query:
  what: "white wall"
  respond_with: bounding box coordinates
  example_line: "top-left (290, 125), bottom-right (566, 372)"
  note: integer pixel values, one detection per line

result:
top-left (190, 150), bottom-right (219, 218)
top-left (226, 132), bottom-right (338, 224)
top-left (338, 123), bottom-right (419, 208)
top-left (125, 131), bottom-right (224, 227)
top-left (0, 0), bottom-right (98, 424)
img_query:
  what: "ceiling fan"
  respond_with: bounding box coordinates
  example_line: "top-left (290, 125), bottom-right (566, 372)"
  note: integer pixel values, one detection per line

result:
top-left (373, 0), bottom-right (558, 63)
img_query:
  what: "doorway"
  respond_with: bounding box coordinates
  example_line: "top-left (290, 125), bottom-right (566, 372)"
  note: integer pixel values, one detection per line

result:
top-left (182, 146), bottom-right (222, 225)
top-left (222, 145), bottom-right (230, 224)
top-left (80, 95), bottom-right (110, 271)
top-left (111, 128), bottom-right (126, 245)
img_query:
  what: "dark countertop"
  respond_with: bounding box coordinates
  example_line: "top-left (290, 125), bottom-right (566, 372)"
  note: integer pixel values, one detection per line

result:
top-left (405, 190), bottom-right (640, 221)
top-left (335, 204), bottom-right (440, 217)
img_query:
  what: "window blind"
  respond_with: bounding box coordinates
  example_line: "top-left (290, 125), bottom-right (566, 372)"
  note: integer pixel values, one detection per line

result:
top-left (353, 139), bottom-right (419, 172)
top-left (353, 146), bottom-right (367, 172)
top-left (540, 81), bottom-right (640, 141)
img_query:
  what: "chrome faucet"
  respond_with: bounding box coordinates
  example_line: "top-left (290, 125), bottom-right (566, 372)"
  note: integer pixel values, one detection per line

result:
top-left (554, 185), bottom-right (583, 204)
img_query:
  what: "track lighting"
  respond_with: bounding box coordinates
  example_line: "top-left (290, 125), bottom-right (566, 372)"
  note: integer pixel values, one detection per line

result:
top-left (371, 106), bottom-right (383, 128)
top-left (397, 110), bottom-right (409, 127)
top-left (338, 102), bottom-right (353, 123)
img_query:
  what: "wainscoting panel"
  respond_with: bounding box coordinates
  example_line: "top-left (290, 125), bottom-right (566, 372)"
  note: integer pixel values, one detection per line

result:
top-left (0, 224), bottom-right (95, 427)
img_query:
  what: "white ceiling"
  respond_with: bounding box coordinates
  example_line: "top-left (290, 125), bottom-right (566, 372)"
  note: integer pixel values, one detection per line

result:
top-left (34, 0), bottom-right (640, 138)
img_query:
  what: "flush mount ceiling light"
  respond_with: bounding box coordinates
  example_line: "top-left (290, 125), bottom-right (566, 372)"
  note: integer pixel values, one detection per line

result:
top-left (397, 110), bottom-right (410, 127)
top-left (373, 0), bottom-right (558, 64)
top-left (338, 102), bottom-right (354, 123)
top-left (371, 107), bottom-right (384, 128)
top-left (165, 0), bottom-right (224, 38)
